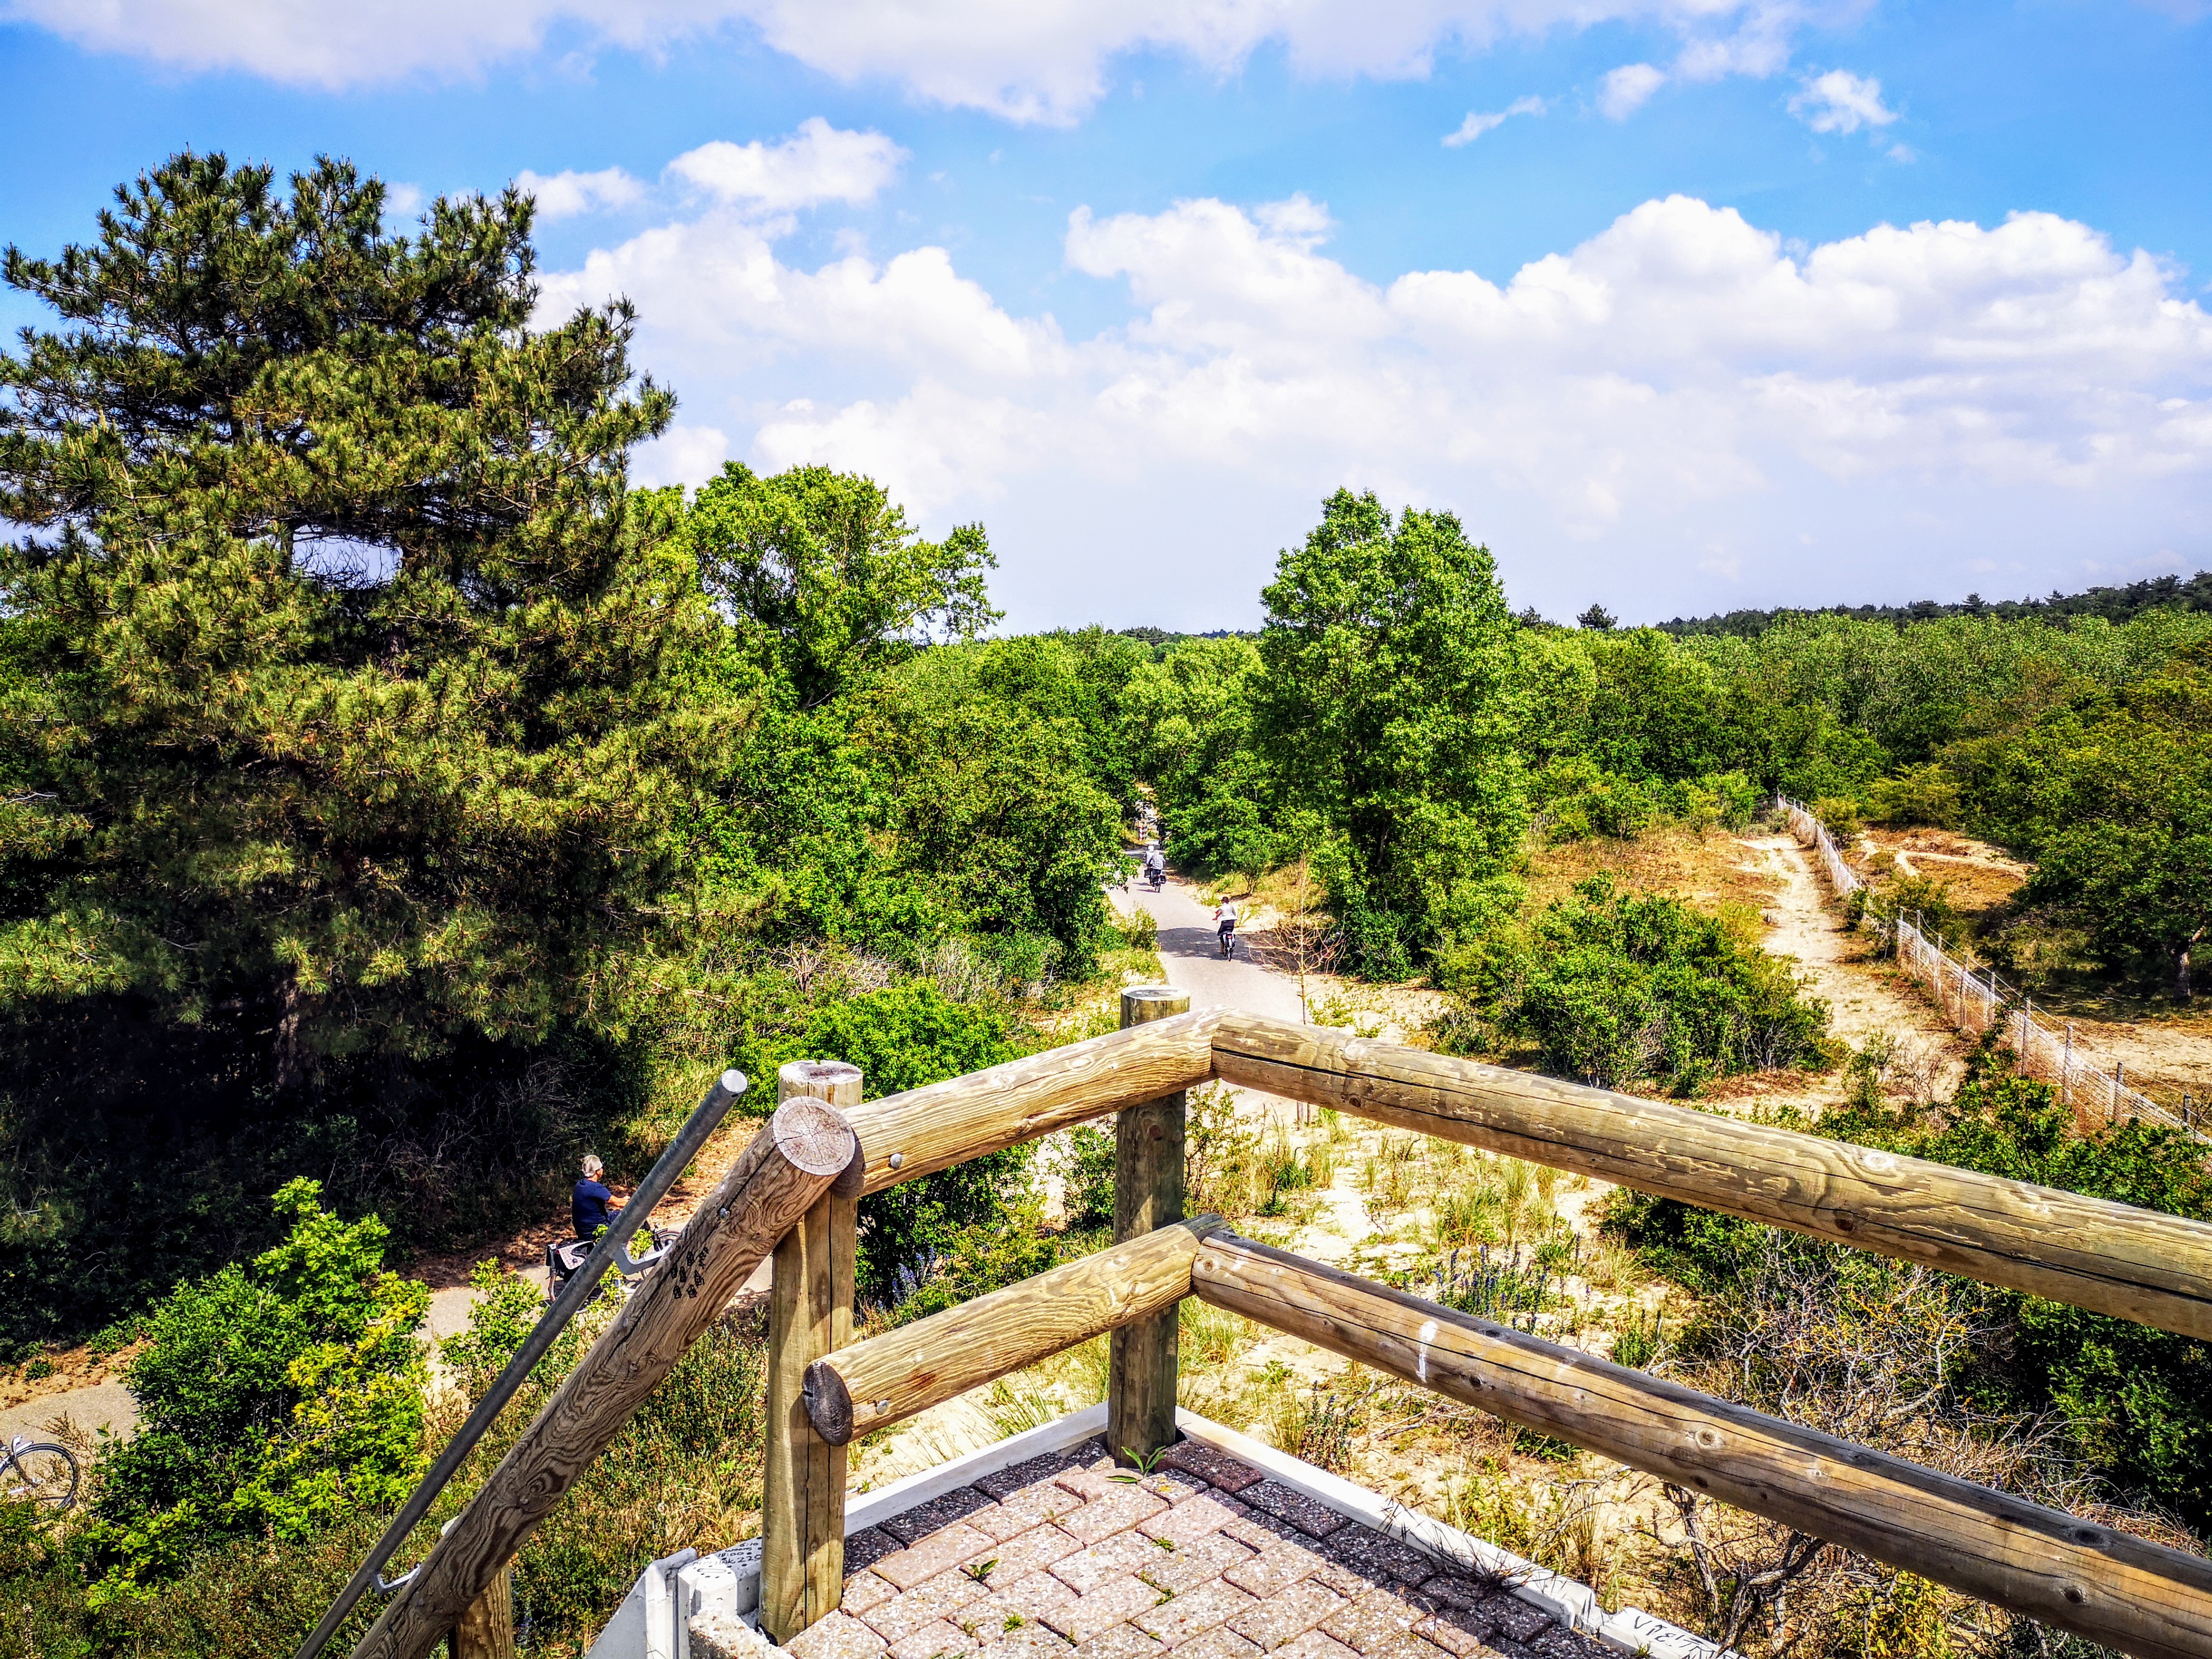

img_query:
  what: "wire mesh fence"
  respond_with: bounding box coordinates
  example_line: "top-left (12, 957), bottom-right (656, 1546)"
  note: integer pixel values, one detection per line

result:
top-left (1774, 794), bottom-right (2206, 1141)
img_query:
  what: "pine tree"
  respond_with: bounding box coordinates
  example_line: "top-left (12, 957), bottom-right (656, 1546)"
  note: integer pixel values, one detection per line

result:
top-left (0, 152), bottom-right (733, 1085)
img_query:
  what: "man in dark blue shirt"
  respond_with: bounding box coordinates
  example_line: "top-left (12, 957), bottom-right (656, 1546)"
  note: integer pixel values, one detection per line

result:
top-left (573, 1154), bottom-right (620, 1240)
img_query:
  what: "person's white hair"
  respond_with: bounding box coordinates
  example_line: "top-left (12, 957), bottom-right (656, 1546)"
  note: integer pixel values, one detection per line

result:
top-left (580, 1154), bottom-right (604, 1177)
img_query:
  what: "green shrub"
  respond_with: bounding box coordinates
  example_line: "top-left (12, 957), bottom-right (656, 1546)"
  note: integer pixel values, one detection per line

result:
top-left (1616, 1076), bottom-right (2212, 1529)
top-left (1459, 877), bottom-right (1832, 1093)
top-left (1882, 872), bottom-right (1967, 945)
top-left (734, 980), bottom-right (1037, 1303)
top-left (1867, 763), bottom-right (1963, 828)
top-left (1810, 795), bottom-right (1864, 840)
top-left (81, 1180), bottom-right (427, 1600)
top-left (1052, 1127), bottom-right (1117, 1231)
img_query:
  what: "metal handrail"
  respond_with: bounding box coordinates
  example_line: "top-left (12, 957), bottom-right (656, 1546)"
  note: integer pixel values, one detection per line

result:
top-left (292, 1069), bottom-right (749, 1659)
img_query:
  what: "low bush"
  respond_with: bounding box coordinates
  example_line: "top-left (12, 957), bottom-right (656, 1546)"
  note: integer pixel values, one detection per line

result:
top-left (1867, 762), bottom-right (1963, 828)
top-left (81, 1180), bottom-right (429, 1602)
top-left (1454, 876), bottom-right (1833, 1093)
top-left (1615, 1075), bottom-right (2212, 1531)
top-left (1051, 1126), bottom-right (1116, 1230)
top-left (731, 979), bottom-right (1035, 1303)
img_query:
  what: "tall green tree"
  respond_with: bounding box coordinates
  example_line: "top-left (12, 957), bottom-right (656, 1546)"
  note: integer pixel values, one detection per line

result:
top-left (0, 151), bottom-right (731, 1081)
top-left (685, 461), bottom-right (997, 709)
top-left (1251, 490), bottom-right (1527, 974)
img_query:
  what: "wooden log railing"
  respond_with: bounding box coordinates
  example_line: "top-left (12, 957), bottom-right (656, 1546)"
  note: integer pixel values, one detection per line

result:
top-left (1194, 1230), bottom-right (2212, 1659)
top-left (1210, 1012), bottom-right (2212, 1340)
top-left (804, 1216), bottom-right (1223, 1445)
top-left (352, 993), bottom-right (2212, 1659)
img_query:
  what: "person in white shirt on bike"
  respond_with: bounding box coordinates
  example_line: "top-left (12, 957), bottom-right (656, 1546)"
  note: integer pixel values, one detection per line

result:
top-left (1214, 899), bottom-right (1238, 957)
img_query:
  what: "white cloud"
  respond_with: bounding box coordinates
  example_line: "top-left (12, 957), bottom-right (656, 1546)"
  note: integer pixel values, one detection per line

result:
top-left (0, 1), bottom-right (1851, 119)
top-left (1599, 62), bottom-right (1667, 119)
top-left (540, 171), bottom-right (2212, 625)
top-left (633, 424), bottom-right (730, 488)
top-left (1790, 67), bottom-right (1899, 134)
top-left (668, 118), bottom-right (906, 212)
top-left (515, 166), bottom-right (644, 221)
top-left (1443, 95), bottom-right (1546, 147)
top-left (383, 182), bottom-right (426, 221)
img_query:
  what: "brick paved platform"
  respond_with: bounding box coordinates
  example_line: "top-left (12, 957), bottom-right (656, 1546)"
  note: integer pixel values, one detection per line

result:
top-left (782, 1438), bottom-right (1611, 1659)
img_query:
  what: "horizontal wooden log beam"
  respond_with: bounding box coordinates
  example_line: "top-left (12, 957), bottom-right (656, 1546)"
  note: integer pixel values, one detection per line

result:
top-left (351, 1098), bottom-right (860, 1659)
top-left (1213, 1012), bottom-right (2212, 1341)
top-left (1191, 1231), bottom-right (2212, 1659)
top-left (848, 1010), bottom-right (1220, 1198)
top-left (804, 1216), bottom-right (1224, 1445)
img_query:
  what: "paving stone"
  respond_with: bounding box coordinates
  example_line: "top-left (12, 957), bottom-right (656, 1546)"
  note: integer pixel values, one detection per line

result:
top-left (1223, 1545), bottom-right (1325, 1602)
top-left (877, 1525), bottom-right (1000, 1590)
top-left (1043, 1577), bottom-right (1162, 1642)
top-left (886, 1488), bottom-right (1001, 1544)
top-left (1322, 1530), bottom-right (1434, 1589)
top-left (1139, 1492), bottom-right (1250, 1548)
top-left (1059, 1486), bottom-right (1172, 1544)
top-left (1227, 1579), bottom-right (1346, 1652)
top-left (990, 1571), bottom-right (1081, 1623)
top-left (978, 1453), bottom-right (1088, 1501)
top-left (956, 1595), bottom-right (1066, 1643)
top-left (1409, 1577), bottom-right (1499, 1614)
top-left (973, 1482), bottom-right (1089, 1541)
top-left (1320, 1590), bottom-right (1428, 1656)
top-left (1524, 1628), bottom-right (1606, 1658)
top-left (974, 1623), bottom-right (1080, 1659)
top-left (847, 1529), bottom-right (904, 1573)
top-left (1069, 1623), bottom-right (1161, 1659)
top-left (1273, 1631), bottom-right (1361, 1659)
top-left (1052, 1532), bottom-right (1161, 1594)
top-left (1237, 1483), bottom-right (1347, 1540)
top-left (1474, 1598), bottom-right (1548, 1644)
top-left (1138, 1530), bottom-right (1254, 1596)
top-left (1133, 1579), bottom-right (1257, 1647)
top-left (842, 1572), bottom-right (899, 1618)
top-left (1157, 1443), bottom-right (1268, 1495)
top-left (1175, 1629), bottom-right (1265, 1659)
top-left (974, 1524), bottom-right (1088, 1583)
top-left (864, 1570), bottom-right (991, 1642)
top-left (1139, 1469), bottom-right (1214, 1505)
top-left (1359, 1636), bottom-right (1458, 1659)
top-left (1411, 1605), bottom-right (1496, 1658)
top-left (886, 1619), bottom-right (976, 1659)
top-left (790, 1612), bottom-right (891, 1659)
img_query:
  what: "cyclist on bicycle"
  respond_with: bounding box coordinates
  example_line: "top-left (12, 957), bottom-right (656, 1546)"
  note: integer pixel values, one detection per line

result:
top-left (1144, 846), bottom-right (1166, 887)
top-left (1214, 898), bottom-right (1238, 958)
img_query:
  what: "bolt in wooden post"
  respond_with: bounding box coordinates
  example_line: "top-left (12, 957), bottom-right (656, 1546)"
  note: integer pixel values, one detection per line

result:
top-left (763, 1060), bottom-right (864, 1644)
top-left (450, 1559), bottom-right (513, 1659)
top-left (1110, 985), bottom-right (1191, 1468)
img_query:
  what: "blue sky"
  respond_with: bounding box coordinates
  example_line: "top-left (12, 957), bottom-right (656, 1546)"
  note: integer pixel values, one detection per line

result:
top-left (2, 1), bottom-right (2208, 630)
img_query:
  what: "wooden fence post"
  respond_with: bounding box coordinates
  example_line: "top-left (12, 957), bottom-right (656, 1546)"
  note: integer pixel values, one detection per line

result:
top-left (450, 1560), bottom-right (513, 1659)
top-left (1110, 985), bottom-right (1191, 1467)
top-left (762, 1061), bottom-right (864, 1645)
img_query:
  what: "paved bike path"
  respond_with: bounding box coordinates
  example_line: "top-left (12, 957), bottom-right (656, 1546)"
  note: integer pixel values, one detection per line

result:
top-left (1113, 877), bottom-right (1306, 1023)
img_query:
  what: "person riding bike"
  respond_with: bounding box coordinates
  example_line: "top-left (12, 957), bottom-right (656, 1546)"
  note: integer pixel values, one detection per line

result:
top-left (1214, 898), bottom-right (1238, 958)
top-left (1144, 846), bottom-right (1166, 889)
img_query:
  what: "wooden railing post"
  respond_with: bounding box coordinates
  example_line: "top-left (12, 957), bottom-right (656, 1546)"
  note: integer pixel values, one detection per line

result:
top-left (762, 1060), bottom-right (864, 1643)
top-left (450, 1559), bottom-right (513, 1659)
top-left (1110, 985), bottom-right (1190, 1467)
